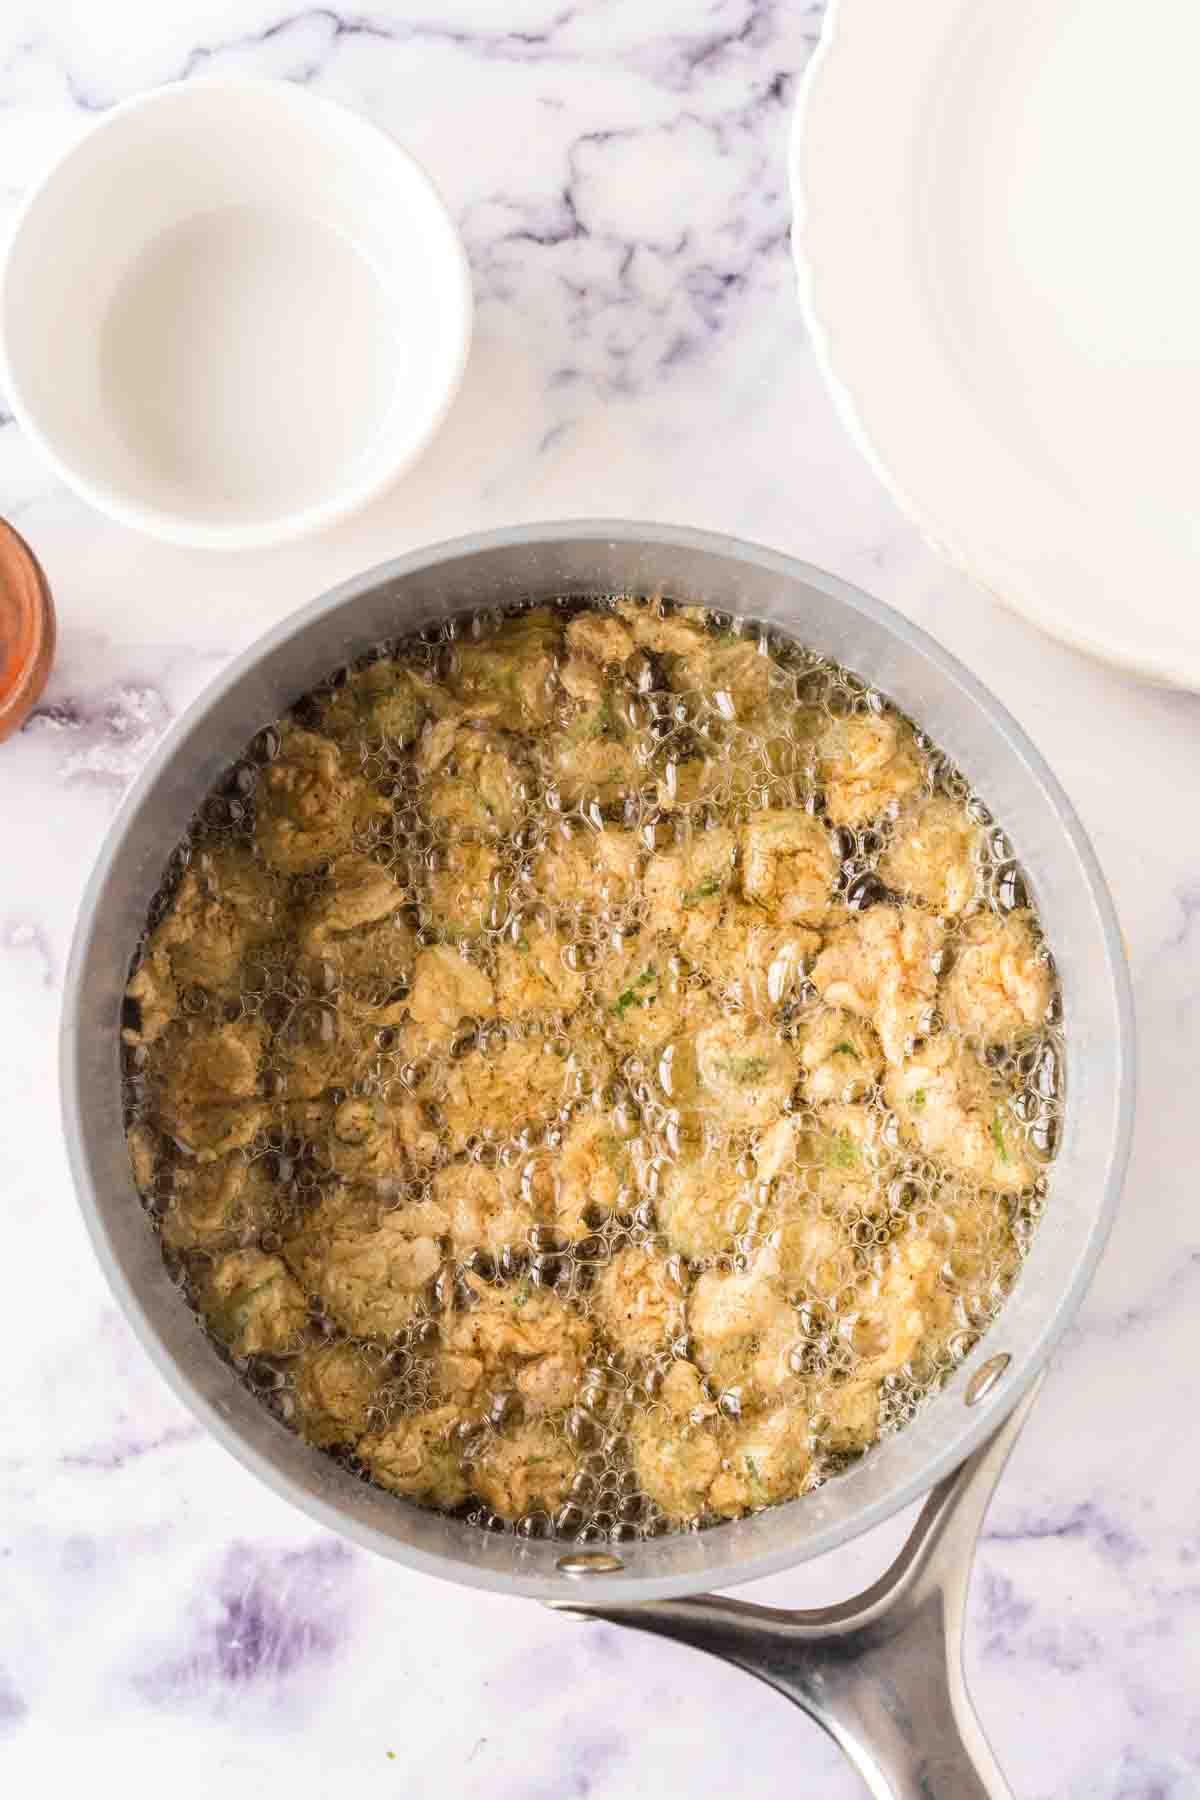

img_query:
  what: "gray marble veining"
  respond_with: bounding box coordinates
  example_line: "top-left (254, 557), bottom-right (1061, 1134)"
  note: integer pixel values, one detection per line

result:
top-left (0, 4), bottom-right (1196, 1796)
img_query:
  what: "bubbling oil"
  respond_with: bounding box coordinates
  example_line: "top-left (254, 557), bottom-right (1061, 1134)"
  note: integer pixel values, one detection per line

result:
top-left (121, 596), bottom-right (1062, 1542)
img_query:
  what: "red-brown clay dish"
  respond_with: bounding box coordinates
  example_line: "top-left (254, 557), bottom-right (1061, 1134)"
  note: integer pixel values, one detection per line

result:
top-left (0, 519), bottom-right (55, 744)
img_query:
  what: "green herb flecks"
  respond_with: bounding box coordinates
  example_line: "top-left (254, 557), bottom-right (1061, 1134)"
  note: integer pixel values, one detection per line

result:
top-left (717, 1055), bottom-right (771, 1083)
top-left (910, 1088), bottom-right (927, 1112)
top-left (512, 1278), bottom-right (533, 1309)
top-left (832, 1041), bottom-right (861, 1060)
top-left (991, 1108), bottom-right (1010, 1164)
top-left (829, 1132), bottom-right (859, 1169)
top-left (681, 876), bottom-right (722, 908)
top-left (571, 695), bottom-right (619, 742)
top-left (223, 1275), bottom-right (282, 1333)
top-left (614, 964), bottom-right (658, 1016)
top-left (743, 1452), bottom-right (767, 1500)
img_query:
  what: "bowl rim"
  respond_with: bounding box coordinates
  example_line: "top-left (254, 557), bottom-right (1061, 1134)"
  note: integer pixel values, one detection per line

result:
top-left (60, 520), bottom-right (1136, 1599)
top-left (0, 76), bottom-right (473, 550)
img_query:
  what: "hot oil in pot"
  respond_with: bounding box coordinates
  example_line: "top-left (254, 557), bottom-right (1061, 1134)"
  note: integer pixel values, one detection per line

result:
top-left (120, 597), bottom-right (1063, 1543)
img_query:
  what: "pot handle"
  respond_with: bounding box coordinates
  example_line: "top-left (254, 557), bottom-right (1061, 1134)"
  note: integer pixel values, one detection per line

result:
top-left (553, 1375), bottom-right (1042, 1800)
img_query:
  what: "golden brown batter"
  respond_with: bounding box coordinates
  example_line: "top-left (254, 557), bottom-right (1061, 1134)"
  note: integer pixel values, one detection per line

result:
top-left (122, 597), bottom-right (1060, 1538)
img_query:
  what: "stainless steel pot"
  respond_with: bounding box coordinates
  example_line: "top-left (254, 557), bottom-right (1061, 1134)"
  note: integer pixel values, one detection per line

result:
top-left (62, 524), bottom-right (1133, 1798)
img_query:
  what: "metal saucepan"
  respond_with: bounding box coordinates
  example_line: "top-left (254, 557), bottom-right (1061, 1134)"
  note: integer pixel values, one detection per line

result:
top-left (62, 524), bottom-right (1134, 1798)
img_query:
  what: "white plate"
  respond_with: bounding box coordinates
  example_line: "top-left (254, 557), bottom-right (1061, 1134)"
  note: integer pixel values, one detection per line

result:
top-left (791, 0), bottom-right (1200, 689)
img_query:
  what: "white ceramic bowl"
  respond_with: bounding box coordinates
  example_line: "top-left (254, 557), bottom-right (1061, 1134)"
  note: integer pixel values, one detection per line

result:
top-left (0, 80), bottom-right (472, 549)
top-left (791, 0), bottom-right (1200, 690)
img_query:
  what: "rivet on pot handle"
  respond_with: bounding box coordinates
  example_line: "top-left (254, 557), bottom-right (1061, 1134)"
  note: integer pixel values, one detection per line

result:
top-left (552, 1372), bottom-right (1043, 1800)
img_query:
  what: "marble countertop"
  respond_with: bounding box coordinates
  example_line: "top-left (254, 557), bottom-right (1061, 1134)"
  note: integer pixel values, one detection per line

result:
top-left (2, 5), bottom-right (1197, 1795)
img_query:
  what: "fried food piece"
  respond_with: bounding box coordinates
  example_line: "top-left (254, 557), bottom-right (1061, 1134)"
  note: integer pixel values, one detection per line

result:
top-left (881, 796), bottom-right (979, 916)
top-left (431, 1156), bottom-right (554, 1256)
top-left (812, 1379), bottom-right (881, 1454)
top-left (755, 1113), bottom-right (887, 1234)
top-left (818, 1101), bottom-right (892, 1167)
top-left (591, 1247), bottom-right (685, 1359)
top-left (408, 944), bottom-right (496, 1041)
top-left (156, 1018), bottom-right (268, 1159)
top-left (164, 848), bottom-right (282, 994)
top-left (941, 911), bottom-right (1052, 1043)
top-left (800, 1009), bottom-right (884, 1104)
top-left (273, 1000), bottom-right (372, 1100)
top-left (360, 1404), bottom-right (470, 1508)
top-left (200, 1248), bottom-right (307, 1358)
top-left (643, 826), bottom-right (736, 946)
top-left (335, 942), bottom-right (419, 1027)
top-left (615, 597), bottom-right (710, 658)
top-left (292, 1341), bottom-right (378, 1447)
top-left (312, 1095), bottom-right (411, 1183)
top-left (175, 1020), bottom-right (268, 1118)
top-left (425, 840), bottom-right (506, 938)
top-left (532, 823), bottom-right (640, 913)
top-left (440, 1035), bottom-right (605, 1152)
top-left (851, 1228), bottom-right (952, 1377)
top-left (127, 1123), bottom-right (159, 1195)
top-left (655, 749), bottom-right (726, 811)
top-left (688, 1259), bottom-right (801, 1403)
top-left (647, 1142), bottom-right (759, 1261)
top-left (709, 1402), bottom-right (811, 1515)
top-left (123, 948), bottom-right (178, 1046)
top-left (283, 1188), bottom-right (447, 1338)
top-left (306, 914), bottom-right (415, 1015)
top-left (450, 610), bottom-right (560, 731)
top-left (124, 850), bottom-right (281, 1046)
top-left (545, 698), bottom-right (643, 809)
top-left (600, 948), bottom-right (703, 1051)
top-left (811, 905), bottom-right (944, 1065)
top-left (470, 1422), bottom-right (577, 1519)
top-left (560, 653), bottom-right (606, 706)
top-left (421, 720), bottom-right (530, 834)
top-left (819, 713), bottom-right (924, 826)
top-left (320, 657), bottom-right (426, 748)
top-left (299, 854), bottom-right (407, 948)
top-left (565, 611), bottom-right (635, 667)
top-left (685, 904), bottom-right (819, 1012)
top-left (740, 809), bottom-right (835, 925)
top-left (257, 728), bottom-right (386, 873)
top-left (494, 925), bottom-right (586, 1018)
top-left (630, 1363), bottom-right (722, 1521)
top-left (760, 1209), bottom-right (855, 1300)
top-left (695, 636), bottom-right (773, 722)
top-left (557, 1111), bottom-right (640, 1236)
top-left (692, 1018), bottom-right (798, 1126)
top-left (753, 1114), bottom-right (804, 1186)
top-left (161, 1153), bottom-right (277, 1252)
top-left (441, 1273), bottom-right (593, 1416)
top-left (884, 1037), bottom-right (1032, 1192)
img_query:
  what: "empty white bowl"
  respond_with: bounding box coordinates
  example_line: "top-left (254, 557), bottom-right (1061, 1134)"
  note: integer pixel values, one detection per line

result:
top-left (0, 80), bottom-right (472, 549)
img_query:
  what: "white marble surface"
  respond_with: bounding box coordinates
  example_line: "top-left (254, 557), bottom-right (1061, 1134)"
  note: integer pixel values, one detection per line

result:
top-left (1, 5), bottom-right (1197, 1795)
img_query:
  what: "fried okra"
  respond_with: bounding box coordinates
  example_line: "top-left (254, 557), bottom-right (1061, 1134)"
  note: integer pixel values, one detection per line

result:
top-left (126, 595), bottom-right (1061, 1543)
top-left (283, 1188), bottom-right (446, 1338)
